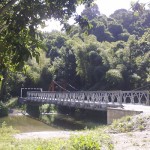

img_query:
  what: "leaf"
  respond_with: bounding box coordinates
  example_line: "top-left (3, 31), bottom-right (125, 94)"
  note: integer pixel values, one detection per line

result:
top-left (0, 74), bottom-right (4, 90)
top-left (134, 11), bottom-right (139, 17)
top-left (0, 74), bottom-right (4, 81)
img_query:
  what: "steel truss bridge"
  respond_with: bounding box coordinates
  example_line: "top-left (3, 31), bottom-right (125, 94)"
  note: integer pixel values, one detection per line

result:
top-left (19, 90), bottom-right (150, 111)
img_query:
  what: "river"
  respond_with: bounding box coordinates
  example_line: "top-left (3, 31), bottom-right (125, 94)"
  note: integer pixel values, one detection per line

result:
top-left (0, 110), bottom-right (107, 133)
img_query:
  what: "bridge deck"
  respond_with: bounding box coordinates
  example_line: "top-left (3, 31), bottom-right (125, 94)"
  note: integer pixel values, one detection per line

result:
top-left (20, 97), bottom-right (122, 111)
top-left (122, 104), bottom-right (150, 114)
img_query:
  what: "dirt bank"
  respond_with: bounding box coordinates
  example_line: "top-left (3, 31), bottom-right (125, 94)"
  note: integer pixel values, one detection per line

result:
top-left (9, 109), bottom-right (24, 116)
top-left (14, 131), bottom-right (81, 139)
top-left (109, 112), bottom-right (150, 150)
top-left (14, 112), bottom-right (150, 150)
top-left (110, 131), bottom-right (150, 150)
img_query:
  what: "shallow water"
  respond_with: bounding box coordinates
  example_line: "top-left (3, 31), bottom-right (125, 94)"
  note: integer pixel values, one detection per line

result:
top-left (0, 115), bottom-right (59, 132)
top-left (0, 111), bottom-right (106, 133)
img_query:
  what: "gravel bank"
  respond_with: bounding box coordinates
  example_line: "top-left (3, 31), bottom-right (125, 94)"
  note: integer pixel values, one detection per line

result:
top-left (14, 131), bottom-right (81, 139)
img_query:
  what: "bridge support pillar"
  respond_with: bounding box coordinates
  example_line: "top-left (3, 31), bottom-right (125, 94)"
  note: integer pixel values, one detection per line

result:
top-left (107, 107), bottom-right (143, 124)
top-left (26, 104), bottom-right (40, 118)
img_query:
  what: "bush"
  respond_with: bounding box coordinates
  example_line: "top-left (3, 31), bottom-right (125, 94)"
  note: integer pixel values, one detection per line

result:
top-left (6, 97), bottom-right (18, 108)
top-left (69, 134), bottom-right (101, 150)
top-left (40, 104), bottom-right (57, 113)
top-left (0, 124), bottom-right (114, 150)
top-left (109, 115), bottom-right (149, 133)
top-left (0, 121), bottom-right (18, 138)
top-left (0, 102), bottom-right (8, 117)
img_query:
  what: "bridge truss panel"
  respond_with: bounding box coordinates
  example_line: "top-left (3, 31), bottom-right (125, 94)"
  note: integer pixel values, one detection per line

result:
top-left (22, 90), bottom-right (150, 110)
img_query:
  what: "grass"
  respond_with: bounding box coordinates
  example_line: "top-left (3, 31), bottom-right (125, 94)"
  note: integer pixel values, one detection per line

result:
top-left (0, 122), bottom-right (114, 150)
top-left (0, 121), bottom-right (19, 150)
top-left (109, 116), bottom-right (134, 133)
top-left (127, 132), bottom-right (133, 137)
top-left (0, 102), bottom-right (8, 117)
top-left (109, 114), bottom-right (150, 133)
top-left (1, 109), bottom-right (149, 149)
top-left (6, 97), bottom-right (18, 108)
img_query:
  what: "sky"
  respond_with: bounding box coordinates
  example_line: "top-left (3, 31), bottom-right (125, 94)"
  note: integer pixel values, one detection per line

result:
top-left (39, 0), bottom-right (150, 32)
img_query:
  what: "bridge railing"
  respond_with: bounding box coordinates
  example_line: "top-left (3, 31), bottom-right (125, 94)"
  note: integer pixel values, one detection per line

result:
top-left (26, 91), bottom-right (120, 103)
top-left (25, 90), bottom-right (149, 106)
top-left (122, 91), bottom-right (149, 105)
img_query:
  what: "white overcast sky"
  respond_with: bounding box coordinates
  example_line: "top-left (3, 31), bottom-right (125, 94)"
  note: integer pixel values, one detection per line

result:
top-left (40, 0), bottom-right (150, 32)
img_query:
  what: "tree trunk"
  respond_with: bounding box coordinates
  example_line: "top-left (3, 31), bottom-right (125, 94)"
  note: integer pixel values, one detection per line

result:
top-left (0, 0), bottom-right (18, 16)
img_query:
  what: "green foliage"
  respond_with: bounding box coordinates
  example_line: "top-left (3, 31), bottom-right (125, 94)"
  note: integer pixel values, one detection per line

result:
top-left (1, 1), bottom-right (150, 97)
top-left (0, 0), bottom-right (94, 71)
top-left (0, 49), bottom-right (51, 100)
top-left (8, 73), bottom-right (26, 98)
top-left (118, 33), bottom-right (130, 42)
top-left (108, 23), bottom-right (123, 39)
top-left (69, 134), bottom-right (101, 150)
top-left (0, 121), bottom-right (18, 139)
top-left (0, 102), bottom-right (8, 117)
top-left (0, 75), bottom-right (3, 90)
top-left (110, 116), bottom-right (134, 133)
top-left (40, 104), bottom-right (56, 113)
top-left (0, 0), bottom-right (94, 101)
top-left (106, 69), bottom-right (123, 88)
top-left (81, 3), bottom-right (100, 20)
top-left (109, 115), bottom-right (150, 133)
top-left (138, 125), bottom-right (145, 131)
top-left (6, 97), bottom-right (18, 108)
top-left (43, 22), bottom-right (150, 90)
top-left (0, 124), bottom-right (114, 150)
top-left (0, 122), bottom-right (19, 150)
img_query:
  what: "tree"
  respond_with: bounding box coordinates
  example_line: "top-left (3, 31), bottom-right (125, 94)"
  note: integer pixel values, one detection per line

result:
top-left (108, 22), bottom-right (123, 39)
top-left (81, 3), bottom-right (100, 20)
top-left (110, 9), bottom-right (137, 33)
top-left (0, 0), bottom-right (93, 69)
top-left (0, 0), bottom-right (93, 101)
top-left (110, 2), bottom-right (150, 37)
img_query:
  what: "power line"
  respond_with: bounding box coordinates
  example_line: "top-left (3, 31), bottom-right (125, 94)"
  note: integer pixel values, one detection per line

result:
top-left (133, 84), bottom-right (150, 91)
top-left (66, 82), bottom-right (79, 91)
top-left (53, 80), bottom-right (70, 92)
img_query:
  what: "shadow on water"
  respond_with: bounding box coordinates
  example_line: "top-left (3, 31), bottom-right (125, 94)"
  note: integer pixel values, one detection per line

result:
top-left (0, 115), bottom-right (60, 132)
top-left (40, 109), bottom-right (107, 131)
top-left (0, 109), bottom-right (107, 132)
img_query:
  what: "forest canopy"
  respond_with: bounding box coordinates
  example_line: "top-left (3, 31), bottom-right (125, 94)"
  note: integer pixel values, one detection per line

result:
top-left (0, 1), bottom-right (150, 102)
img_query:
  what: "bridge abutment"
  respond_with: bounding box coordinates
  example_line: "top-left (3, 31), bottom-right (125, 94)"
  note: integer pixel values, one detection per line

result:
top-left (107, 107), bottom-right (143, 124)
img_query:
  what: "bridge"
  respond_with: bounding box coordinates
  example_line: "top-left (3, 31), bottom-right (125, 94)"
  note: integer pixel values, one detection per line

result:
top-left (19, 90), bottom-right (150, 110)
top-left (19, 89), bottom-right (150, 123)
top-left (19, 90), bottom-right (149, 109)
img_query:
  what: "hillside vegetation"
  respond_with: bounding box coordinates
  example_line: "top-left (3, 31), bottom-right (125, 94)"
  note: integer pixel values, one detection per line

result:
top-left (0, 2), bottom-right (150, 107)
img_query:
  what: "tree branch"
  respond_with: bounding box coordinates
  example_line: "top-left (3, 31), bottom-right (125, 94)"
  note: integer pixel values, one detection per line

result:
top-left (0, 0), bottom-right (18, 15)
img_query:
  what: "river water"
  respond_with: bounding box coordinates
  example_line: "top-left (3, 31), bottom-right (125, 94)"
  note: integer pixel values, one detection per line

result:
top-left (0, 111), bottom-right (107, 133)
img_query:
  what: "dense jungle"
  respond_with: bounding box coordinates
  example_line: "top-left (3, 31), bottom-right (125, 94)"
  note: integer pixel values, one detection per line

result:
top-left (0, 1), bottom-right (150, 150)
top-left (1, 3), bottom-right (150, 103)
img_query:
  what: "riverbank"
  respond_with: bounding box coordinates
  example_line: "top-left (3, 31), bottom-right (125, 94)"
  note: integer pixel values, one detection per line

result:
top-left (111, 131), bottom-right (150, 150)
top-left (2, 107), bottom-right (150, 149)
top-left (0, 124), bottom-right (112, 150)
top-left (14, 131), bottom-right (82, 139)
top-left (12, 112), bottom-right (150, 150)
top-left (8, 109), bottom-right (24, 116)
top-left (14, 129), bottom-right (150, 149)
top-left (109, 112), bottom-right (150, 150)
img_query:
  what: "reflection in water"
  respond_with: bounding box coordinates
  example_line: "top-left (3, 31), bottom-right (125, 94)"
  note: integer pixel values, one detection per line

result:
top-left (0, 115), bottom-right (60, 132)
top-left (40, 114), bottom-right (85, 130)
top-left (0, 111), bottom-right (107, 133)
top-left (40, 110), bottom-right (107, 131)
